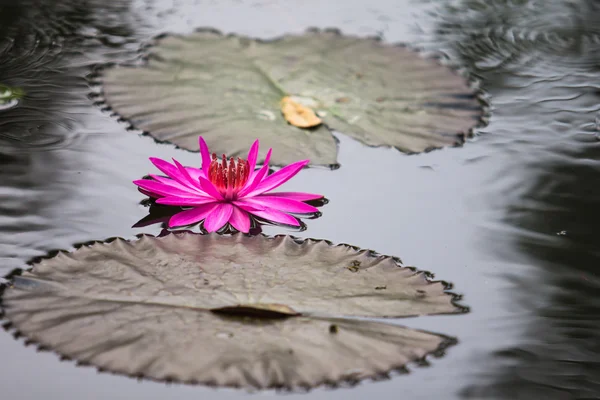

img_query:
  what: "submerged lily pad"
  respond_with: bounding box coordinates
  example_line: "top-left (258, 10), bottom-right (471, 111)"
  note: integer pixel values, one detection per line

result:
top-left (1, 233), bottom-right (462, 390)
top-left (0, 84), bottom-right (24, 111)
top-left (101, 29), bottom-right (483, 166)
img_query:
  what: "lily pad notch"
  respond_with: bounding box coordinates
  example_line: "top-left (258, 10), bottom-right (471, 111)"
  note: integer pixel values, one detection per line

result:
top-left (98, 28), bottom-right (487, 167)
top-left (0, 233), bottom-right (466, 390)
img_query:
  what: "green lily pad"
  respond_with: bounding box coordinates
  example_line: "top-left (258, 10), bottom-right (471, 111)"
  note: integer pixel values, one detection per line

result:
top-left (0, 84), bottom-right (24, 111)
top-left (101, 29), bottom-right (483, 166)
top-left (1, 233), bottom-right (462, 390)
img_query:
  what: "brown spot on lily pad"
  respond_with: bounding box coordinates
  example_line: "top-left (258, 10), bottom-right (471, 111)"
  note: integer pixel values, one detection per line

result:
top-left (347, 260), bottom-right (361, 272)
top-left (335, 97), bottom-right (351, 103)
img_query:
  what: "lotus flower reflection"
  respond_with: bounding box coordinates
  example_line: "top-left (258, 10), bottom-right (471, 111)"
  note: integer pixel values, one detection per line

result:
top-left (134, 137), bottom-right (323, 233)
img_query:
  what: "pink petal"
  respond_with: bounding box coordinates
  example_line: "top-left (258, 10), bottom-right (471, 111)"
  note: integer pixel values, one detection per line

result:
top-left (247, 139), bottom-right (259, 174)
top-left (243, 196), bottom-right (318, 214)
top-left (172, 158), bottom-right (201, 188)
top-left (149, 174), bottom-right (197, 193)
top-left (204, 203), bottom-right (233, 232)
top-left (245, 159), bottom-right (310, 197)
top-left (150, 158), bottom-right (208, 196)
top-left (235, 201), bottom-right (299, 226)
top-left (149, 157), bottom-right (179, 176)
top-left (149, 157), bottom-right (198, 190)
top-left (134, 179), bottom-right (196, 198)
top-left (233, 201), bottom-right (265, 212)
top-left (168, 203), bottom-right (220, 227)
top-left (185, 167), bottom-right (205, 181)
top-left (251, 207), bottom-right (300, 227)
top-left (263, 191), bottom-right (324, 201)
top-left (156, 196), bottom-right (216, 206)
top-left (198, 176), bottom-right (224, 200)
top-left (138, 188), bottom-right (156, 198)
top-left (199, 136), bottom-right (211, 173)
top-left (238, 148), bottom-right (272, 197)
top-left (228, 206), bottom-right (251, 233)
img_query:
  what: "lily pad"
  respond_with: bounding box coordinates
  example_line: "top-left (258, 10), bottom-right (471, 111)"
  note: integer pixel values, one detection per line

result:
top-left (0, 84), bottom-right (24, 111)
top-left (1, 233), bottom-right (462, 390)
top-left (101, 29), bottom-right (483, 166)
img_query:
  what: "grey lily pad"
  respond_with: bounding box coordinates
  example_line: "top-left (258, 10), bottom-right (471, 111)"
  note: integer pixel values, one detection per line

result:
top-left (1, 233), bottom-right (462, 390)
top-left (101, 29), bottom-right (483, 166)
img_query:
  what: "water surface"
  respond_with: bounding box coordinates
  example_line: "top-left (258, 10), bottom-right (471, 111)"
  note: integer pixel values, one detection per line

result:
top-left (1, 0), bottom-right (600, 399)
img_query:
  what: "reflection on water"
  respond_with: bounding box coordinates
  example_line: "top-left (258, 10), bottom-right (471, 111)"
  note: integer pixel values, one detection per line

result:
top-left (463, 144), bottom-right (600, 399)
top-left (2, 0), bottom-right (600, 398)
top-left (132, 196), bottom-right (326, 233)
top-left (0, 0), bottom-right (137, 272)
top-left (430, 0), bottom-right (600, 398)
top-left (0, 0), bottom-right (138, 151)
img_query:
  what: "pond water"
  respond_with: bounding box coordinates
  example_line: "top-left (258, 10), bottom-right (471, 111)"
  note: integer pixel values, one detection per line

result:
top-left (1, 0), bottom-right (600, 399)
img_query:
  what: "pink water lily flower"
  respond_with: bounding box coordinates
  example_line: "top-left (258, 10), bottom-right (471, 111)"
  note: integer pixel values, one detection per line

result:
top-left (134, 137), bottom-right (323, 233)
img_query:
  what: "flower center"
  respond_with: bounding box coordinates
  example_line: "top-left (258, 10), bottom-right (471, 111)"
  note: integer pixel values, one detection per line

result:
top-left (208, 153), bottom-right (250, 199)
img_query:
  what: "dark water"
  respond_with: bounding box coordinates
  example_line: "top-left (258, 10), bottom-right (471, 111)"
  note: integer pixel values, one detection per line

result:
top-left (2, 0), bottom-right (600, 399)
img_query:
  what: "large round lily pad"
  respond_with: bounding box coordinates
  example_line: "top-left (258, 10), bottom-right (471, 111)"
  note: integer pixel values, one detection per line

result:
top-left (101, 29), bottom-right (483, 166)
top-left (1, 233), bottom-right (462, 390)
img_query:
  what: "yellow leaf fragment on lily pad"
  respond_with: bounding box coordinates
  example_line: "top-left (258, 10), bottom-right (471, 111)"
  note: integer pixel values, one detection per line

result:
top-left (280, 96), bottom-right (322, 128)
